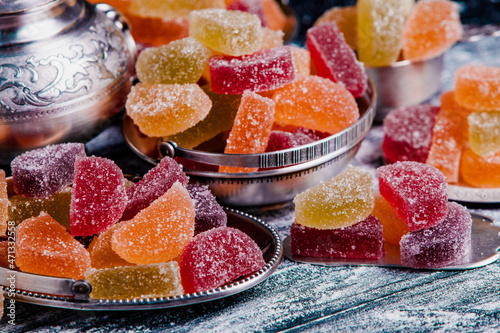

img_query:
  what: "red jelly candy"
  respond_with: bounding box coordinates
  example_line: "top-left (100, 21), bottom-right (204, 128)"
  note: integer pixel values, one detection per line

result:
top-left (179, 227), bottom-right (265, 293)
top-left (227, 0), bottom-right (267, 27)
top-left (187, 183), bottom-right (227, 235)
top-left (265, 130), bottom-right (314, 152)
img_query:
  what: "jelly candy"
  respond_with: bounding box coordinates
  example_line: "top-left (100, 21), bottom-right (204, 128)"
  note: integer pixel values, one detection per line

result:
top-left (438, 90), bottom-right (472, 139)
top-left (16, 212), bottom-right (91, 280)
top-left (382, 105), bottom-right (439, 164)
top-left (371, 193), bottom-right (409, 246)
top-left (292, 127), bottom-right (331, 141)
top-left (260, 0), bottom-right (287, 32)
top-left (179, 227), bottom-right (265, 293)
top-left (265, 131), bottom-right (314, 152)
top-left (357, 0), bottom-right (405, 67)
top-left (402, 0), bottom-right (462, 61)
top-left (189, 9), bottom-right (262, 56)
top-left (220, 90), bottom-right (275, 173)
top-left (128, 0), bottom-right (225, 19)
top-left (294, 166), bottom-right (375, 229)
top-left (112, 182), bottom-right (195, 264)
top-left (460, 149), bottom-right (500, 188)
top-left (290, 215), bottom-right (384, 260)
top-left (307, 22), bottom-right (367, 98)
top-left (292, 46), bottom-right (311, 76)
top-left (11, 142), bottom-right (86, 199)
top-left (122, 156), bottom-right (189, 221)
top-left (85, 262), bottom-right (183, 300)
top-left (88, 224), bottom-right (135, 269)
top-left (261, 27), bottom-right (284, 49)
top-left (378, 161), bottom-right (448, 232)
top-left (126, 83), bottom-right (212, 137)
top-left (227, 0), bottom-right (267, 26)
top-left (454, 65), bottom-right (500, 111)
top-left (468, 111), bottom-right (500, 157)
top-left (126, 14), bottom-right (189, 47)
top-left (315, 6), bottom-right (358, 50)
top-left (209, 46), bottom-right (295, 94)
top-left (135, 37), bottom-right (212, 85)
top-left (400, 202), bottom-right (471, 268)
top-left (70, 157), bottom-right (127, 236)
top-left (273, 75), bottom-right (359, 135)
top-left (0, 241), bottom-right (15, 268)
top-left (187, 183), bottom-right (227, 234)
top-left (0, 170), bottom-right (7, 235)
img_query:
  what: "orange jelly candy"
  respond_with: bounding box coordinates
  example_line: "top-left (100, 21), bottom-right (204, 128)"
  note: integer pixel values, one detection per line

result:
top-left (371, 193), bottom-right (409, 246)
top-left (0, 169), bottom-right (7, 235)
top-left (126, 14), bottom-right (189, 47)
top-left (454, 65), bottom-right (500, 111)
top-left (460, 148), bottom-right (500, 188)
top-left (16, 213), bottom-right (91, 280)
top-left (260, 0), bottom-right (287, 32)
top-left (292, 46), bottom-right (311, 76)
top-left (111, 182), bottom-right (195, 264)
top-left (88, 224), bottom-right (135, 269)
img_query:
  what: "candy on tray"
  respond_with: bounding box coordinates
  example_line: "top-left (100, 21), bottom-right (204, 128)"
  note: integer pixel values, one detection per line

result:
top-left (468, 111), bottom-right (500, 157)
top-left (314, 6), bottom-right (358, 50)
top-left (187, 182), bottom-right (227, 234)
top-left (454, 64), bottom-right (500, 111)
top-left (0, 170), bottom-right (7, 235)
top-left (371, 193), bottom-right (409, 246)
top-left (179, 226), bottom-right (265, 293)
top-left (460, 148), bottom-right (500, 188)
top-left (88, 224), bottom-right (136, 269)
top-left (265, 130), bottom-right (314, 152)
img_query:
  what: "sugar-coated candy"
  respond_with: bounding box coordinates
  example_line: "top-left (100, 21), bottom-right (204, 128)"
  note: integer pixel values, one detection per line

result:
top-left (126, 14), bottom-right (189, 47)
top-left (187, 183), bottom-right (227, 234)
top-left (0, 241), bottom-right (15, 268)
top-left (454, 65), bottom-right (500, 111)
top-left (220, 90), bottom-right (275, 173)
top-left (315, 6), bottom-right (358, 50)
top-left (382, 105), bottom-right (439, 164)
top-left (400, 202), bottom-right (471, 268)
top-left (468, 111), bottom-right (500, 157)
top-left (70, 157), bottom-right (127, 236)
top-left (179, 227), bottom-right (265, 293)
top-left (265, 131), bottom-right (314, 152)
top-left (294, 166), bottom-right (375, 229)
top-left (307, 22), bottom-right (367, 98)
top-left (227, 0), bottom-right (267, 26)
top-left (261, 27), bottom-right (284, 49)
top-left (460, 148), bottom-right (500, 188)
top-left (189, 9), bottom-right (262, 57)
top-left (378, 161), bottom-right (448, 232)
top-left (273, 75), bottom-right (359, 135)
top-left (290, 215), bottom-right (384, 260)
top-left (260, 0), bottom-right (287, 32)
top-left (357, 0), bottom-right (405, 67)
top-left (88, 224), bottom-right (135, 269)
top-left (402, 0), bottom-right (462, 61)
top-left (11, 142), bottom-right (86, 199)
top-left (16, 213), bottom-right (91, 279)
top-left (371, 193), bottom-right (409, 246)
top-left (0, 170), bottom-right (7, 235)
top-left (136, 37), bottom-right (212, 85)
top-left (126, 83), bottom-right (212, 137)
top-left (122, 156), bottom-right (188, 221)
top-left (112, 182), bottom-right (195, 264)
top-left (85, 262), bottom-right (184, 300)
top-left (128, 0), bottom-right (224, 19)
top-left (292, 46), bottom-right (311, 76)
top-left (209, 46), bottom-right (295, 94)
top-left (292, 127), bottom-right (331, 141)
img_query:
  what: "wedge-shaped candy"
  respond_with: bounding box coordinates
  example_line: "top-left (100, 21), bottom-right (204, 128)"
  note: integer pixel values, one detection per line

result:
top-left (16, 213), bottom-right (91, 279)
top-left (371, 193), bottom-right (409, 246)
top-left (315, 6), bottom-right (358, 50)
top-left (85, 262), bottom-right (184, 300)
top-left (112, 182), bottom-right (195, 264)
top-left (70, 157), bottom-right (127, 236)
top-left (126, 83), bottom-right (212, 137)
top-left (227, 0), bottom-right (267, 26)
top-left (209, 46), bottom-right (295, 94)
top-left (400, 202), bottom-right (471, 268)
top-left (294, 166), bottom-right (375, 229)
top-left (187, 183), bottom-right (227, 235)
top-left (468, 111), bottom-right (500, 157)
top-left (11, 142), bottom-right (86, 199)
top-left (265, 130), bottom-right (314, 152)
top-left (88, 224), bottom-right (135, 269)
top-left (179, 227), bottom-right (265, 293)
top-left (273, 75), bottom-right (359, 135)
top-left (189, 9), bottom-right (262, 56)
top-left (290, 215), bottom-right (384, 260)
top-left (460, 148), bottom-right (500, 188)
top-left (454, 65), bottom-right (500, 111)
top-left (128, 0), bottom-right (224, 19)
top-left (307, 22), bottom-right (367, 98)
top-left (0, 170), bottom-right (7, 235)
top-left (378, 161), bottom-right (448, 232)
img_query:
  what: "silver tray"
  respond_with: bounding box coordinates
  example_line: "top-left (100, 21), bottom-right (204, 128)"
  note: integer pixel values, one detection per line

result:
top-left (0, 208), bottom-right (283, 311)
top-left (284, 213), bottom-right (499, 270)
top-left (448, 183), bottom-right (500, 204)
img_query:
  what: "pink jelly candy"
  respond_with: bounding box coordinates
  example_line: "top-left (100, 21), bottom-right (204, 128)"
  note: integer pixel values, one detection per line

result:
top-left (292, 127), bottom-right (331, 141)
top-left (121, 157), bottom-right (189, 221)
top-left (378, 161), bottom-right (448, 232)
top-left (265, 130), bottom-right (314, 152)
top-left (179, 227), bottom-right (265, 293)
top-left (70, 157), bottom-right (127, 236)
top-left (307, 22), bottom-right (368, 98)
top-left (209, 46), bottom-right (296, 94)
top-left (187, 183), bottom-right (227, 235)
top-left (382, 104), bottom-right (440, 164)
top-left (12, 143), bottom-right (86, 198)
top-left (400, 202), bottom-right (472, 268)
top-left (227, 0), bottom-right (267, 27)
top-left (290, 215), bottom-right (384, 260)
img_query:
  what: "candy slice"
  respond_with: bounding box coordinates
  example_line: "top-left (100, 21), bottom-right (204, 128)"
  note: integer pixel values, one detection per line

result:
top-left (227, 0), bottom-right (267, 26)
top-left (11, 142), bottom-right (86, 199)
top-left (85, 262), bottom-right (183, 300)
top-left (0, 170), bottom-right (7, 235)
top-left (292, 46), bottom-right (311, 76)
top-left (70, 157), bottom-right (127, 236)
top-left (377, 161), bottom-right (448, 232)
top-left (179, 227), bottom-right (265, 293)
top-left (315, 6), bottom-right (358, 50)
top-left (454, 65), bottom-right (500, 111)
top-left (273, 75), bottom-right (359, 135)
top-left (187, 183), bottom-right (227, 234)
top-left (371, 193), bottom-right (409, 246)
top-left (111, 182), bottom-right (195, 264)
top-left (400, 202), bottom-right (472, 268)
top-left (265, 130), bottom-right (314, 152)
top-left (460, 148), bottom-right (500, 188)
top-left (16, 213), bottom-right (91, 279)
top-left (209, 46), bottom-right (295, 94)
top-left (126, 83), bottom-right (212, 137)
top-left (88, 224), bottom-right (135, 269)
top-left (468, 111), bottom-right (500, 157)
top-left (307, 22), bottom-right (367, 98)
top-left (294, 166), bottom-right (375, 229)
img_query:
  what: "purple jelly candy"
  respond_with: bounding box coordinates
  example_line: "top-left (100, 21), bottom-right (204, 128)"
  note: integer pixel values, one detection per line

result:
top-left (187, 182), bottom-right (227, 235)
top-left (209, 46), bottom-right (296, 94)
top-left (227, 0), bottom-right (267, 27)
top-left (400, 202), bottom-right (472, 268)
top-left (12, 143), bottom-right (86, 199)
top-left (265, 130), bottom-right (314, 152)
top-left (290, 215), bottom-right (384, 260)
top-left (121, 157), bottom-right (189, 221)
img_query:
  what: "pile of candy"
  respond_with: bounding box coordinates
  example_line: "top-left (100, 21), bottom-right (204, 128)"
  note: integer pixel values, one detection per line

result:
top-left (290, 162), bottom-right (472, 268)
top-left (1, 143), bottom-right (266, 299)
top-left (382, 64), bottom-right (500, 188)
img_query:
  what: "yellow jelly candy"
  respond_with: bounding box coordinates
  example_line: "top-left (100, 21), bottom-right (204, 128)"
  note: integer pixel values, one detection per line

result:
top-left (468, 111), bottom-right (500, 157)
top-left (315, 6), bottom-right (358, 50)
